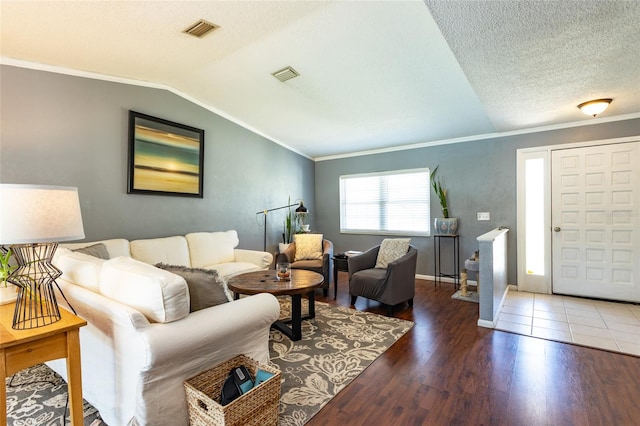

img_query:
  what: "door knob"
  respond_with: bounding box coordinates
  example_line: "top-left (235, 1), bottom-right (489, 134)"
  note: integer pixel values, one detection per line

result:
top-left (554, 227), bottom-right (561, 232)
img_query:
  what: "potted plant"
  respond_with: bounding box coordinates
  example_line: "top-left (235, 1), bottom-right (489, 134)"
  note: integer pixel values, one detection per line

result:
top-left (279, 197), bottom-right (295, 253)
top-left (0, 247), bottom-right (18, 305)
top-left (283, 206), bottom-right (294, 244)
top-left (430, 165), bottom-right (458, 235)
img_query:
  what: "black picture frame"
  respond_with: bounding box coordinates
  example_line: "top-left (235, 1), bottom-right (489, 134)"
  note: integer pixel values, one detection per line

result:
top-left (127, 111), bottom-right (205, 198)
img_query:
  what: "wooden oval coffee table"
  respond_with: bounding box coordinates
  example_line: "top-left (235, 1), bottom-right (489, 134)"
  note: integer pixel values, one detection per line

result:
top-left (228, 270), bottom-right (324, 341)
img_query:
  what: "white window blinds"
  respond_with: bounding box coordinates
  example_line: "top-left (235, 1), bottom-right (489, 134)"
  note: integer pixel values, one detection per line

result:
top-left (339, 168), bottom-right (431, 236)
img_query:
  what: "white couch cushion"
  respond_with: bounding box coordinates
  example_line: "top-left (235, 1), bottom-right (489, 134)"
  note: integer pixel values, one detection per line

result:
top-left (130, 236), bottom-right (191, 267)
top-left (53, 247), bottom-right (105, 293)
top-left (186, 230), bottom-right (239, 268)
top-left (100, 257), bottom-right (189, 323)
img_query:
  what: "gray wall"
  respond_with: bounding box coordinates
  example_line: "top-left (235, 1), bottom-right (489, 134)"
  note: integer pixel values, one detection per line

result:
top-left (315, 118), bottom-right (640, 284)
top-left (2, 64), bottom-right (638, 283)
top-left (0, 65), bottom-right (315, 253)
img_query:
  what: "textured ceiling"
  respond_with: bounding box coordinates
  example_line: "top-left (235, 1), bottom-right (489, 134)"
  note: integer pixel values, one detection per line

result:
top-left (425, 0), bottom-right (640, 131)
top-left (1, 1), bottom-right (639, 159)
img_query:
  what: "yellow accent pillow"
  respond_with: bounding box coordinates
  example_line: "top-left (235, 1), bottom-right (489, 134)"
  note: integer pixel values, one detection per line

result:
top-left (294, 234), bottom-right (324, 261)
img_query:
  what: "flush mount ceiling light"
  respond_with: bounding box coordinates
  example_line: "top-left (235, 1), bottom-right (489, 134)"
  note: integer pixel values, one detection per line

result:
top-left (577, 98), bottom-right (612, 117)
top-left (272, 66), bottom-right (299, 82)
top-left (183, 19), bottom-right (219, 38)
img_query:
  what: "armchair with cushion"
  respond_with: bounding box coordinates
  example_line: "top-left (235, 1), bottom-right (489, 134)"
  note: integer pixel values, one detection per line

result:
top-left (276, 234), bottom-right (333, 297)
top-left (348, 239), bottom-right (418, 316)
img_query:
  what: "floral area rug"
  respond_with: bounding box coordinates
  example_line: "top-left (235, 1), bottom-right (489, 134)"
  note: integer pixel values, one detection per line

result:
top-left (270, 299), bottom-right (414, 425)
top-left (6, 301), bottom-right (412, 426)
top-left (5, 363), bottom-right (105, 426)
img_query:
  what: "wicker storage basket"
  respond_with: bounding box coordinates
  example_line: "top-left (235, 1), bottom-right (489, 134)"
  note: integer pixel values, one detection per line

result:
top-left (184, 354), bottom-right (281, 426)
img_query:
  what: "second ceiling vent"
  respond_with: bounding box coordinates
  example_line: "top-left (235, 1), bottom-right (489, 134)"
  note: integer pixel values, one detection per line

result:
top-left (272, 66), bottom-right (300, 82)
top-left (183, 19), bottom-right (219, 38)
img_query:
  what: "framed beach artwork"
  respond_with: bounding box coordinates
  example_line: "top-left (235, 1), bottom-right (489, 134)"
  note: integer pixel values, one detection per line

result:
top-left (127, 111), bottom-right (205, 198)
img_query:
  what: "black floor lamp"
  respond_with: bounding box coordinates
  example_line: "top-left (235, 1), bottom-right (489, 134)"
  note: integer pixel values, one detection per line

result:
top-left (257, 201), bottom-right (307, 251)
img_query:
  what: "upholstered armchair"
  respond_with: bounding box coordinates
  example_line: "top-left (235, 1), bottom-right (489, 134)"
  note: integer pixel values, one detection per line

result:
top-left (348, 243), bottom-right (418, 316)
top-left (276, 235), bottom-right (333, 297)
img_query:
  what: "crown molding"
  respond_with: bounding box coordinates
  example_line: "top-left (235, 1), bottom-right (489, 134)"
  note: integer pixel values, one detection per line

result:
top-left (315, 112), bottom-right (640, 161)
top-left (0, 57), bottom-right (312, 160)
top-left (2, 57), bottom-right (637, 163)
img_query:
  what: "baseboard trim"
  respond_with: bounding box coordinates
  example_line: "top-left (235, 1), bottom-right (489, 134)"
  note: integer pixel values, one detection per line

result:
top-left (415, 274), bottom-right (477, 286)
top-left (477, 319), bottom-right (496, 329)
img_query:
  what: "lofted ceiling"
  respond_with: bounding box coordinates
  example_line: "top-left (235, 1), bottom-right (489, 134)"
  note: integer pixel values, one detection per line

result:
top-left (1, 1), bottom-right (639, 160)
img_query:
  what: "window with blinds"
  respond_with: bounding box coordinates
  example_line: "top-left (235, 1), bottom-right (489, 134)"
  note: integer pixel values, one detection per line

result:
top-left (339, 168), bottom-right (431, 236)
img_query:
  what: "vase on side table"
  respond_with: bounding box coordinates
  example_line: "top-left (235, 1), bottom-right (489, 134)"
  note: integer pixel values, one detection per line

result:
top-left (0, 282), bottom-right (17, 305)
top-left (434, 217), bottom-right (458, 235)
top-left (279, 243), bottom-right (291, 253)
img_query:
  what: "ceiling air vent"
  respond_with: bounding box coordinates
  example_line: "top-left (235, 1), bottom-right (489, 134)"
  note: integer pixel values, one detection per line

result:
top-left (272, 66), bottom-right (300, 82)
top-left (183, 19), bottom-right (219, 38)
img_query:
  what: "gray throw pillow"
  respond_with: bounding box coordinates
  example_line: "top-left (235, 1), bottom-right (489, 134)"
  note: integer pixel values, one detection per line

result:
top-left (155, 263), bottom-right (230, 312)
top-left (72, 243), bottom-right (110, 260)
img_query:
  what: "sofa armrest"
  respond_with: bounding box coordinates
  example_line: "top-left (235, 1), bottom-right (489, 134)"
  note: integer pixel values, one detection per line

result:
top-left (49, 279), bottom-right (152, 424)
top-left (278, 242), bottom-right (296, 264)
top-left (140, 293), bottom-right (280, 367)
top-left (322, 240), bottom-right (334, 284)
top-left (386, 247), bottom-right (418, 282)
top-left (234, 249), bottom-right (273, 269)
top-left (54, 278), bottom-right (150, 332)
top-left (131, 292), bottom-right (280, 423)
top-left (381, 247), bottom-right (418, 303)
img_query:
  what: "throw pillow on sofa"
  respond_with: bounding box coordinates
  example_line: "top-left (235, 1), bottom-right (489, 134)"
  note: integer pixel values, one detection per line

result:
top-left (375, 238), bottom-right (411, 269)
top-left (155, 263), bottom-right (232, 312)
top-left (72, 243), bottom-right (110, 260)
top-left (293, 234), bottom-right (324, 261)
top-left (100, 257), bottom-right (189, 323)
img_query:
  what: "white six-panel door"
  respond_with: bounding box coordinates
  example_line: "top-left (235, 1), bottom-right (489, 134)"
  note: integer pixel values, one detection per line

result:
top-left (552, 142), bottom-right (639, 302)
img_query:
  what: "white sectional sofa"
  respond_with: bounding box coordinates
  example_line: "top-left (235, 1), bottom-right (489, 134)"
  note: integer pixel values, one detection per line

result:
top-left (47, 230), bottom-right (279, 426)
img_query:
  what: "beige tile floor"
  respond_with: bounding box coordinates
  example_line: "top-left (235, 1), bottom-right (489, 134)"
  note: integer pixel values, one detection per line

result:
top-left (495, 290), bottom-right (640, 356)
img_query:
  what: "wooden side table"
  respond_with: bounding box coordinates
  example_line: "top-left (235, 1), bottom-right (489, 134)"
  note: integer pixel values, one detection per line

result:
top-left (1, 303), bottom-right (87, 425)
top-left (332, 255), bottom-right (349, 299)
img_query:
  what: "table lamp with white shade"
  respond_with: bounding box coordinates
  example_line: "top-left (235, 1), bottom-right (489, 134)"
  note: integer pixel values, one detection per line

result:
top-left (0, 184), bottom-right (85, 329)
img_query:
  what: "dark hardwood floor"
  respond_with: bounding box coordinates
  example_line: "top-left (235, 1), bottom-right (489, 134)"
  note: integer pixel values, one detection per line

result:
top-left (309, 273), bottom-right (640, 425)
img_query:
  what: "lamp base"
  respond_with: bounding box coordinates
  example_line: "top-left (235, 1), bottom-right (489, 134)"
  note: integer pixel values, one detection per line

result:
top-left (8, 243), bottom-right (62, 330)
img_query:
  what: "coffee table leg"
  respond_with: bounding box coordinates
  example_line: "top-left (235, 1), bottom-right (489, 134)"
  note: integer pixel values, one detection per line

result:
top-left (273, 294), bottom-right (304, 341)
top-left (308, 291), bottom-right (315, 319)
top-left (272, 291), bottom-right (319, 342)
top-left (333, 264), bottom-right (338, 300)
top-left (291, 294), bottom-right (302, 341)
